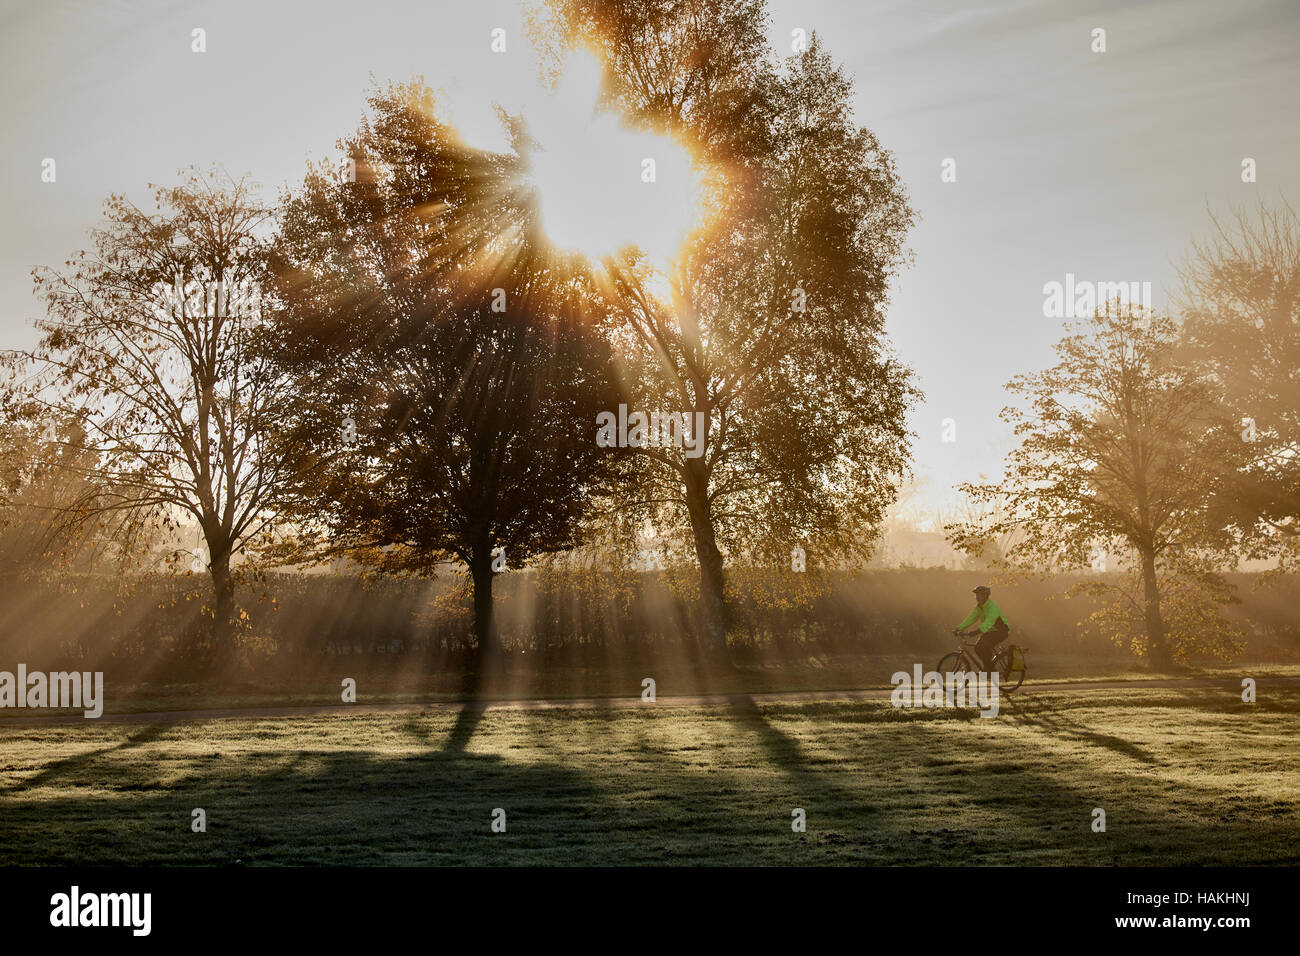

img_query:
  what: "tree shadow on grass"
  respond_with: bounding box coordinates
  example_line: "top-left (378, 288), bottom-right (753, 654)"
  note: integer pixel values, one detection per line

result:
top-left (443, 701), bottom-right (489, 754)
top-left (439, 658), bottom-right (514, 753)
top-left (0, 739), bottom-right (619, 865)
top-left (718, 694), bottom-right (906, 856)
top-left (1001, 695), bottom-right (1162, 765)
top-left (3, 723), bottom-right (165, 795)
top-left (715, 695), bottom-right (1172, 864)
top-left (4, 693), bottom-right (1295, 865)
top-left (723, 694), bottom-right (853, 792)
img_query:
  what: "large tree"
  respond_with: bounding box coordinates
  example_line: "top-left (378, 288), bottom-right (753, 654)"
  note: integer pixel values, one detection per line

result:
top-left (549, 1), bottom-right (918, 655)
top-left (947, 307), bottom-right (1240, 667)
top-left (1177, 202), bottom-right (1300, 566)
top-left (5, 169), bottom-right (300, 657)
top-left (266, 82), bottom-right (624, 668)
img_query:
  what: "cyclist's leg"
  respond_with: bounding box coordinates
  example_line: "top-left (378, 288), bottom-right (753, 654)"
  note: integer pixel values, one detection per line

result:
top-left (977, 624), bottom-right (1009, 671)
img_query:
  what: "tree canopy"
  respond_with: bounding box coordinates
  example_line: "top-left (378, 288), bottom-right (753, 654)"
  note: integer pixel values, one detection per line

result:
top-left (266, 81), bottom-right (626, 663)
top-left (4, 168), bottom-right (301, 656)
top-left (547, 1), bottom-right (918, 652)
top-left (948, 307), bottom-right (1241, 665)
top-left (1177, 201), bottom-right (1300, 568)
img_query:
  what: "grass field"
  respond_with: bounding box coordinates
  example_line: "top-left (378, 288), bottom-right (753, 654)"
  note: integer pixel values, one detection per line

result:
top-left (6, 654), bottom-right (1299, 718)
top-left (2, 684), bottom-right (1297, 865)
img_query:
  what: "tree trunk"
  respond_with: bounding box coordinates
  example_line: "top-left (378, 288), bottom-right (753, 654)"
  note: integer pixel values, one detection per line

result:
top-left (684, 463), bottom-right (729, 663)
top-left (468, 548), bottom-right (503, 678)
top-left (444, 546), bottom-right (503, 750)
top-left (1139, 546), bottom-right (1173, 669)
top-left (208, 550), bottom-right (237, 664)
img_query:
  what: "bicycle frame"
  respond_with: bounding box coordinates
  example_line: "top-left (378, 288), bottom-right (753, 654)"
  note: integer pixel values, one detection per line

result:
top-left (939, 632), bottom-right (1027, 693)
top-left (951, 640), bottom-right (985, 669)
top-left (951, 639), bottom-right (1013, 674)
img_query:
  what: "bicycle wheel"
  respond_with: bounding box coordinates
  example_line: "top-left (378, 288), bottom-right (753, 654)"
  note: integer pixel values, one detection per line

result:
top-left (994, 649), bottom-right (1026, 693)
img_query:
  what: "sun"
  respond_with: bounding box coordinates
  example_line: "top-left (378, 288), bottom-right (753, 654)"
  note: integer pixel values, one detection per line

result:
top-left (527, 52), bottom-right (702, 265)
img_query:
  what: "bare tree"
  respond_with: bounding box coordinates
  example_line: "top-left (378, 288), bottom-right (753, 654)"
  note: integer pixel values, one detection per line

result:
top-left (3, 168), bottom-right (301, 658)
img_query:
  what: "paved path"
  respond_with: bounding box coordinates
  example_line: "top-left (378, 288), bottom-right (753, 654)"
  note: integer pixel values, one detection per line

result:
top-left (2, 675), bottom-right (1292, 728)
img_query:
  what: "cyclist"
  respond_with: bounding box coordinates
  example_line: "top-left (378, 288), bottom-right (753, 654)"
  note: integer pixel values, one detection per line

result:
top-left (954, 585), bottom-right (1010, 671)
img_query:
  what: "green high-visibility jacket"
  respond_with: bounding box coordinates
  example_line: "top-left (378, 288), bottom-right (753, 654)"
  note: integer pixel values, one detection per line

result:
top-left (958, 598), bottom-right (1009, 634)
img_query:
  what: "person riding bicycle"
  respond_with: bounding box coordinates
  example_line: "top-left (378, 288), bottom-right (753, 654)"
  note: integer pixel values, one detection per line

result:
top-left (954, 585), bottom-right (1010, 671)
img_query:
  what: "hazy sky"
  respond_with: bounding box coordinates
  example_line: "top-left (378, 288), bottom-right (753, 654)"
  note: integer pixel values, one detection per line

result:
top-left (2, 0), bottom-right (1297, 514)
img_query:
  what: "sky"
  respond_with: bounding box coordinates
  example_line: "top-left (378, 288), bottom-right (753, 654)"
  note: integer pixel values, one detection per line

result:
top-left (2, 0), bottom-right (1297, 517)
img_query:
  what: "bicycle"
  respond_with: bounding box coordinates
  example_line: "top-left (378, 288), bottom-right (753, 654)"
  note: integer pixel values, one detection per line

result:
top-left (936, 631), bottom-right (1028, 693)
